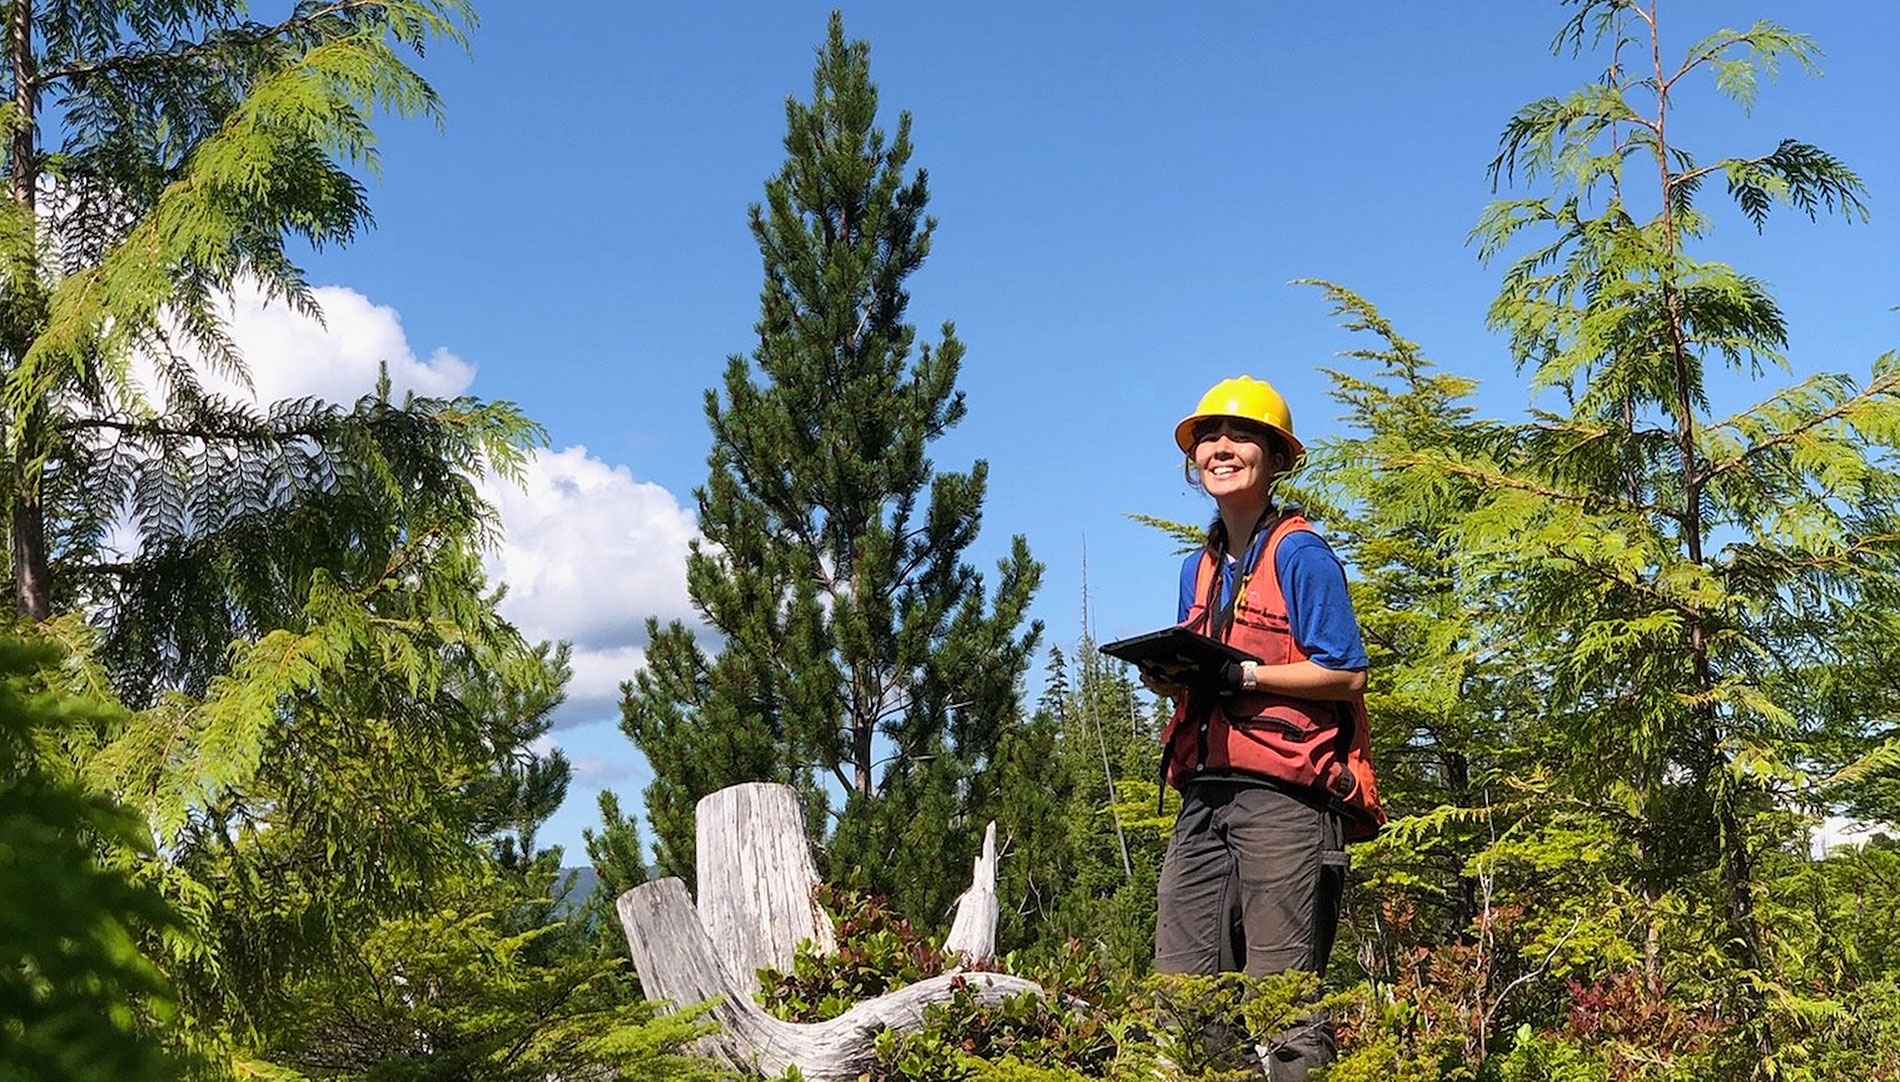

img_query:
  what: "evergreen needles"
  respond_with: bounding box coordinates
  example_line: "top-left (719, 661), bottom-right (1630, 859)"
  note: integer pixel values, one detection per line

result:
top-left (622, 14), bottom-right (1043, 928)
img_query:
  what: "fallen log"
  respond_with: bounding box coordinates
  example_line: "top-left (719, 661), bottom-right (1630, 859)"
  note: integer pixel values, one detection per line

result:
top-left (615, 782), bottom-right (1040, 1078)
top-left (618, 878), bottom-right (1042, 1079)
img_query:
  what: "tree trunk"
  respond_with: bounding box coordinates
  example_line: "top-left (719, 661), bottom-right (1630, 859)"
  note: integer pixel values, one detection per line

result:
top-left (940, 821), bottom-right (998, 964)
top-left (1642, 881), bottom-right (1664, 999)
top-left (617, 879), bottom-right (1040, 1079)
top-left (9, 485), bottom-right (49, 620)
top-left (4, 0), bottom-right (49, 622)
top-left (6, 0), bottom-right (33, 212)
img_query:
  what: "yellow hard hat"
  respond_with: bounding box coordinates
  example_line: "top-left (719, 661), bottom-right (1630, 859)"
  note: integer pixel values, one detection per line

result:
top-left (1173, 375), bottom-right (1303, 460)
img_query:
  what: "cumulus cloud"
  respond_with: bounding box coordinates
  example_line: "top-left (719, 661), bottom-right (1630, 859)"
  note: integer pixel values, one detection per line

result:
top-left (1811, 815), bottom-right (1888, 858)
top-left (227, 282), bottom-right (476, 403)
top-left (196, 281), bottom-right (702, 729)
top-left (557, 644), bottom-right (652, 723)
top-left (479, 449), bottom-right (702, 725)
top-left (480, 449), bottom-right (698, 651)
top-left (135, 280), bottom-right (476, 407)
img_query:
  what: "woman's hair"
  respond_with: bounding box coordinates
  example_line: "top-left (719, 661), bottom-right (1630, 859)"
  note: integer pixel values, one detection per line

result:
top-left (1203, 513), bottom-right (1230, 557)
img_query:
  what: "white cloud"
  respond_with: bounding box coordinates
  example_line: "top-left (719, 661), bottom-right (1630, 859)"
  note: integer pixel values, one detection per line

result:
top-left (136, 280), bottom-right (476, 407)
top-left (559, 644), bottom-right (651, 720)
top-left (480, 449), bottom-right (698, 650)
top-left (480, 450), bottom-right (702, 726)
top-left (195, 281), bottom-right (703, 730)
top-left (1810, 815), bottom-right (1889, 858)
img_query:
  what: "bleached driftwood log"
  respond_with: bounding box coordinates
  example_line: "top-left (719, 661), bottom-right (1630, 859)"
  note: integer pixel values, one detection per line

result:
top-left (941, 821), bottom-right (998, 964)
top-left (616, 783), bottom-right (1040, 1079)
top-left (694, 782), bottom-right (835, 983)
top-left (618, 878), bottom-right (1042, 1078)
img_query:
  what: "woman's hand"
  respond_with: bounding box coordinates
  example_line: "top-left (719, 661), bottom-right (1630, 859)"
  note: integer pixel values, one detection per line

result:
top-left (1139, 664), bottom-right (1188, 701)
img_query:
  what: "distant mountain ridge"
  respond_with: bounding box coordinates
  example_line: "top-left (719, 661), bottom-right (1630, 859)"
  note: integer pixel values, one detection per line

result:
top-left (553, 866), bottom-right (600, 917)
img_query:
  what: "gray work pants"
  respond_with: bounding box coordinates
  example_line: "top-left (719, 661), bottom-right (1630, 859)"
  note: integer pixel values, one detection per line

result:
top-left (1154, 779), bottom-right (1347, 1080)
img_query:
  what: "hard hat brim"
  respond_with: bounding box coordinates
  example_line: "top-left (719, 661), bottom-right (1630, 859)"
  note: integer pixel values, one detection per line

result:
top-left (1173, 412), bottom-right (1306, 463)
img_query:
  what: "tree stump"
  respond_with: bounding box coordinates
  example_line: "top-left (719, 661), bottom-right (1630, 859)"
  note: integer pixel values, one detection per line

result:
top-left (941, 821), bottom-right (998, 964)
top-left (694, 782), bottom-right (835, 984)
top-left (616, 783), bottom-right (1041, 1079)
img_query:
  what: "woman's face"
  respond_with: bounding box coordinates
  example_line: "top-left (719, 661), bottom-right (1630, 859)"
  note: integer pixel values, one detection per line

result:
top-left (1191, 418), bottom-right (1282, 504)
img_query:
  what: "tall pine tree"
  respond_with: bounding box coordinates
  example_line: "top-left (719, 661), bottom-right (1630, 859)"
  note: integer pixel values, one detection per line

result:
top-left (623, 13), bottom-right (1041, 928)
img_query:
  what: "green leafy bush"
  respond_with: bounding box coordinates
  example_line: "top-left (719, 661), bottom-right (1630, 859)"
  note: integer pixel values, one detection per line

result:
top-left (0, 638), bottom-right (181, 1082)
top-left (760, 885), bottom-right (951, 1022)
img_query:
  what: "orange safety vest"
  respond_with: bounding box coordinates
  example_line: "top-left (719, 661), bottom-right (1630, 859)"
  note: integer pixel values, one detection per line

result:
top-left (1163, 512), bottom-right (1387, 840)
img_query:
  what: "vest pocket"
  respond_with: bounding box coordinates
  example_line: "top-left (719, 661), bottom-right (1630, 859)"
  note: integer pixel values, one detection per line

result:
top-left (1224, 694), bottom-right (1327, 741)
top-left (1231, 610), bottom-right (1293, 664)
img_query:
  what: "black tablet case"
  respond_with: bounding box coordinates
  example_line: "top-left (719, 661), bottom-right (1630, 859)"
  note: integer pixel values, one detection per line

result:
top-left (1098, 626), bottom-right (1257, 684)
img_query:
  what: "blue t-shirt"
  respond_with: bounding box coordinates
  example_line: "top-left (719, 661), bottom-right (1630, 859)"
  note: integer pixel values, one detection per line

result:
top-left (1177, 528), bottom-right (1369, 671)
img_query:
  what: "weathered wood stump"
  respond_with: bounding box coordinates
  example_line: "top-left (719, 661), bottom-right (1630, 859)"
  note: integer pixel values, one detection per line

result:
top-left (941, 821), bottom-right (999, 964)
top-left (616, 783), bottom-right (1041, 1079)
top-left (694, 782), bottom-right (835, 983)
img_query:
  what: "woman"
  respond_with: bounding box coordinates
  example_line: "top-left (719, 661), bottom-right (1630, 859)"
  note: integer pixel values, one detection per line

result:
top-left (1147, 375), bottom-right (1384, 1080)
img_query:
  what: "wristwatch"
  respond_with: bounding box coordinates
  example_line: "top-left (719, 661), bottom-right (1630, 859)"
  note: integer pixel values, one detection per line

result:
top-left (1240, 660), bottom-right (1259, 691)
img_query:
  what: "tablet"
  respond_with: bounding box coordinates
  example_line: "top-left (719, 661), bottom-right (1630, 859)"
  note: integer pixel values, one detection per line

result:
top-left (1098, 626), bottom-right (1257, 683)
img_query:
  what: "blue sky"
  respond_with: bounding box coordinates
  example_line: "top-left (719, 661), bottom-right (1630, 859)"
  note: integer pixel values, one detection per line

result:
top-left (274, 2), bottom-right (1900, 858)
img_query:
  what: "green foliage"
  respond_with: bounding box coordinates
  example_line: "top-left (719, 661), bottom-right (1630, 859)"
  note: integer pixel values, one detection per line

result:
top-left (762, 884), bottom-right (950, 1023)
top-left (464, 642), bottom-right (575, 872)
top-left (991, 639), bottom-right (1169, 974)
top-left (865, 977), bottom-right (1121, 1082)
top-left (1275, 3), bottom-right (1900, 1077)
top-left (264, 865), bottom-right (726, 1082)
top-left (622, 12), bottom-right (1042, 927)
top-left (1468, 0), bottom-right (1900, 1004)
top-left (581, 788), bottom-right (652, 953)
top-left (1, 1), bottom-right (485, 628)
top-left (9, 1), bottom-right (473, 417)
top-left (0, 636), bottom-right (179, 1082)
top-left (1123, 512), bottom-right (1206, 556)
top-left (77, 422), bottom-right (563, 1057)
top-left (586, 789), bottom-right (652, 901)
top-left (761, 897), bottom-right (1341, 1082)
top-left (0, 6), bottom-right (700, 1079)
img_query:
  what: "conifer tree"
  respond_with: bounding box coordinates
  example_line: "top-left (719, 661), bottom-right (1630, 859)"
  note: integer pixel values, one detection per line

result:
top-left (1295, 285), bottom-right (1514, 950)
top-left (1012, 632), bottom-right (1169, 971)
top-left (586, 789), bottom-right (652, 902)
top-left (1334, 0), bottom-right (1900, 1057)
top-left (267, 865), bottom-right (723, 1082)
top-left (466, 642), bottom-right (576, 874)
top-left (0, 637), bottom-right (179, 1082)
top-left (265, 774), bottom-right (717, 1082)
top-left (0, 0), bottom-right (473, 623)
top-left (0, 3), bottom-right (615, 1070)
top-left (583, 789), bottom-right (651, 953)
top-left (1295, 284), bottom-right (1659, 1046)
top-left (623, 14), bottom-right (1041, 924)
